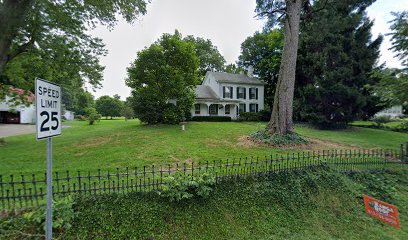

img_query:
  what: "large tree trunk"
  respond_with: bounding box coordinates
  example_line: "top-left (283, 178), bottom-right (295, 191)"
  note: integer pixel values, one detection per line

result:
top-left (267, 0), bottom-right (303, 135)
top-left (0, 0), bottom-right (32, 74)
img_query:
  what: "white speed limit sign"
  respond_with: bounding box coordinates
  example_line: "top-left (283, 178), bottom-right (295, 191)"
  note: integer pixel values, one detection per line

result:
top-left (35, 78), bottom-right (61, 139)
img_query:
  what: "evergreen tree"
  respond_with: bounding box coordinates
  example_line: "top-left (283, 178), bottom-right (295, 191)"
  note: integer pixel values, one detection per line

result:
top-left (295, 0), bottom-right (382, 127)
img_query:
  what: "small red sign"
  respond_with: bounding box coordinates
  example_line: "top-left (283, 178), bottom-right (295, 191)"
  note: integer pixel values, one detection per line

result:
top-left (363, 195), bottom-right (400, 228)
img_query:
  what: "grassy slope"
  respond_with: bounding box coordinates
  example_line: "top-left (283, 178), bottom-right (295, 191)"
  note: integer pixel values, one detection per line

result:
top-left (296, 124), bottom-right (408, 149)
top-left (67, 168), bottom-right (408, 239)
top-left (0, 120), bottom-right (407, 176)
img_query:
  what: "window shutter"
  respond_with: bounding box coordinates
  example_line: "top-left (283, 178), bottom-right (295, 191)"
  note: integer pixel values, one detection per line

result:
top-left (223, 86), bottom-right (225, 98)
top-left (256, 104), bottom-right (258, 112)
top-left (244, 104), bottom-right (246, 112)
top-left (237, 87), bottom-right (239, 99)
top-left (256, 88), bottom-right (258, 100)
top-left (230, 87), bottom-right (233, 99)
top-left (244, 88), bottom-right (246, 99)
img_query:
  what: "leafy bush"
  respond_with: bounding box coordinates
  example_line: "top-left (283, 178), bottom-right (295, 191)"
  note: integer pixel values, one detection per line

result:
top-left (162, 103), bottom-right (182, 124)
top-left (84, 107), bottom-right (102, 125)
top-left (249, 129), bottom-right (308, 145)
top-left (371, 115), bottom-right (392, 127)
top-left (191, 116), bottom-right (231, 122)
top-left (259, 109), bottom-right (271, 121)
top-left (395, 120), bottom-right (408, 133)
top-left (238, 112), bottom-right (262, 121)
top-left (158, 171), bottom-right (216, 202)
top-left (75, 115), bottom-right (87, 121)
top-left (0, 138), bottom-right (5, 145)
top-left (23, 196), bottom-right (77, 232)
top-left (0, 196), bottom-right (76, 239)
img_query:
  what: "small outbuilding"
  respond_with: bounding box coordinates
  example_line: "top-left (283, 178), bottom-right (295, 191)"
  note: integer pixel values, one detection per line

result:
top-left (0, 88), bottom-right (35, 124)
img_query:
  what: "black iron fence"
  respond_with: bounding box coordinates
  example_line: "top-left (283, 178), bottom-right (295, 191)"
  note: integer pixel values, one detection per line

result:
top-left (1, 147), bottom-right (407, 211)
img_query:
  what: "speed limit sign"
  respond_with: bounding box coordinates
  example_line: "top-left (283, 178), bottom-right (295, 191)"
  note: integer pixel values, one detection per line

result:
top-left (35, 78), bottom-right (62, 240)
top-left (35, 78), bottom-right (61, 139)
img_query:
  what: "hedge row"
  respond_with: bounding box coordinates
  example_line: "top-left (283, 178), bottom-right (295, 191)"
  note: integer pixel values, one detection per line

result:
top-left (191, 116), bottom-right (231, 122)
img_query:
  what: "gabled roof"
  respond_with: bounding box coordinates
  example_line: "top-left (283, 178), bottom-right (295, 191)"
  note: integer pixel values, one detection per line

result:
top-left (195, 85), bottom-right (219, 99)
top-left (206, 71), bottom-right (265, 85)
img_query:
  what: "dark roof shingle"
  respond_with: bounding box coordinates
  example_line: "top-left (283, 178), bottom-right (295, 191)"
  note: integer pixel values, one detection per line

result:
top-left (207, 72), bottom-right (265, 85)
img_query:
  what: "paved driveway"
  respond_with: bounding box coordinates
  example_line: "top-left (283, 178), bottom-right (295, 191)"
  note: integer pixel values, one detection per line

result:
top-left (0, 124), bottom-right (71, 137)
top-left (0, 124), bottom-right (36, 137)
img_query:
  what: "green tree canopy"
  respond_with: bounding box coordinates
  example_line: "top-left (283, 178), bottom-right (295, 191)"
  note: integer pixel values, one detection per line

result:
top-left (388, 11), bottom-right (408, 71)
top-left (126, 31), bottom-right (200, 124)
top-left (0, 0), bottom-right (149, 101)
top-left (72, 90), bottom-right (95, 116)
top-left (295, 0), bottom-right (382, 127)
top-left (224, 64), bottom-right (245, 74)
top-left (371, 68), bottom-right (408, 108)
top-left (183, 35), bottom-right (226, 77)
top-left (238, 29), bottom-right (284, 110)
top-left (95, 95), bottom-right (124, 119)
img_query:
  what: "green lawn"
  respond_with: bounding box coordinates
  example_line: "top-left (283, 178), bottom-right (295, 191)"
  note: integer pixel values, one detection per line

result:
top-left (0, 120), bottom-right (407, 176)
top-left (352, 119), bottom-right (407, 128)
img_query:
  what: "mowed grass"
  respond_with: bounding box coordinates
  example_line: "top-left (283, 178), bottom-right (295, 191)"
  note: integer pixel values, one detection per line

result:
top-left (0, 119), bottom-right (407, 176)
top-left (352, 119), bottom-right (407, 128)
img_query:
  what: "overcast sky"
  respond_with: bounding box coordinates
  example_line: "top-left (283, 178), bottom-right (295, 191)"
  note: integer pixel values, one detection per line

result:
top-left (89, 0), bottom-right (406, 99)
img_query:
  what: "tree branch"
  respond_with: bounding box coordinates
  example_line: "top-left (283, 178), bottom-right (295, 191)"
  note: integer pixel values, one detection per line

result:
top-left (301, 0), bottom-right (329, 21)
top-left (255, 8), bottom-right (288, 18)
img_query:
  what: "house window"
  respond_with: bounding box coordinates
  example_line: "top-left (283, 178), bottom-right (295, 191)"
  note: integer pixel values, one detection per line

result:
top-left (225, 105), bottom-right (230, 114)
top-left (239, 103), bottom-right (246, 113)
top-left (223, 86), bottom-right (233, 98)
top-left (249, 88), bottom-right (258, 100)
top-left (249, 103), bottom-right (258, 113)
top-left (209, 104), bottom-right (218, 115)
top-left (194, 104), bottom-right (200, 114)
top-left (237, 87), bottom-right (246, 99)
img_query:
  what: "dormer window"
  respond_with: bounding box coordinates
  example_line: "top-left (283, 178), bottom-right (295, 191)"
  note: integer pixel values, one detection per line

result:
top-left (223, 86), bottom-right (233, 99)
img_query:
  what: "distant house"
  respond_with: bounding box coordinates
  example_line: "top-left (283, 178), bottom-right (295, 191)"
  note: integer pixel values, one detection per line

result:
top-left (0, 88), bottom-right (35, 124)
top-left (1, 87), bottom-right (75, 124)
top-left (191, 69), bottom-right (265, 120)
top-left (374, 105), bottom-right (403, 119)
top-left (63, 110), bottom-right (75, 120)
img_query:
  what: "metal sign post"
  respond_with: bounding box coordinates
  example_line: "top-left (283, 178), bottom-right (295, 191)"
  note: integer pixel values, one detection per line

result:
top-left (35, 78), bottom-right (61, 240)
top-left (46, 137), bottom-right (53, 240)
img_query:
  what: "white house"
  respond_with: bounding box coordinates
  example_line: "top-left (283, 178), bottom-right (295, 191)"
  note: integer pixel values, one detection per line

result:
top-left (1, 87), bottom-right (75, 124)
top-left (374, 105), bottom-right (403, 119)
top-left (63, 110), bottom-right (75, 120)
top-left (191, 70), bottom-right (265, 119)
top-left (0, 88), bottom-right (35, 124)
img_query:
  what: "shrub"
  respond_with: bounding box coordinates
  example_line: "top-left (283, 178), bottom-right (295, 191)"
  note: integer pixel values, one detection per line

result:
top-left (249, 129), bottom-right (309, 145)
top-left (238, 112), bottom-right (261, 121)
top-left (157, 171), bottom-right (216, 202)
top-left (371, 115), bottom-right (392, 127)
top-left (0, 138), bottom-right (5, 145)
top-left (259, 109), bottom-right (271, 121)
top-left (395, 120), bottom-right (408, 133)
top-left (84, 107), bottom-right (102, 125)
top-left (22, 196), bottom-right (76, 232)
top-left (191, 116), bottom-right (231, 122)
top-left (162, 103), bottom-right (182, 124)
top-left (75, 115), bottom-right (87, 121)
